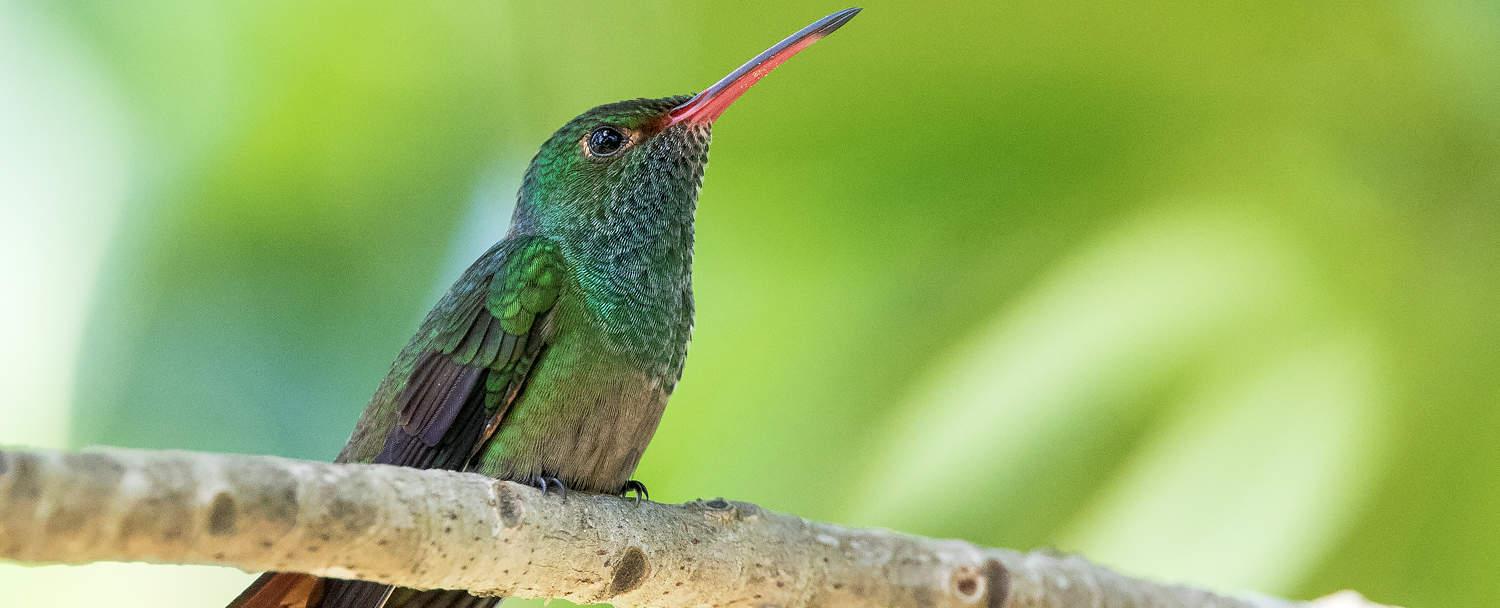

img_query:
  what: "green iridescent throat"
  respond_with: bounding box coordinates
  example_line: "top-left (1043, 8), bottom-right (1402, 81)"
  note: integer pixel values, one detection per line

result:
top-left (511, 96), bottom-right (711, 387)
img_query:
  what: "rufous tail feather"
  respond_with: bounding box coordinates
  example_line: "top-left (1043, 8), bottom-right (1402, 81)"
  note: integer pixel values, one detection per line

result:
top-left (225, 572), bottom-right (324, 608)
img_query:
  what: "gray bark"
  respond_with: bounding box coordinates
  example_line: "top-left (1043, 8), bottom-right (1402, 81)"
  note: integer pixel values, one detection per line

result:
top-left (0, 447), bottom-right (1395, 608)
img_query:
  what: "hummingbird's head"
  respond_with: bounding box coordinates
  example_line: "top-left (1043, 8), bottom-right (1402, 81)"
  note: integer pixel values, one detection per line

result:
top-left (513, 95), bottom-right (707, 238)
top-left (512, 8), bottom-right (861, 238)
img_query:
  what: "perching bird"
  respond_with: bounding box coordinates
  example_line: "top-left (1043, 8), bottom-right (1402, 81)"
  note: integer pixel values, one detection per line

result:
top-left (227, 8), bottom-right (860, 608)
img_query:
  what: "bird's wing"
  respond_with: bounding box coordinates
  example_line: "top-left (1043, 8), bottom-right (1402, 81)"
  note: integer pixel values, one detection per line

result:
top-left (367, 236), bottom-right (568, 471)
top-left (232, 237), bottom-right (558, 608)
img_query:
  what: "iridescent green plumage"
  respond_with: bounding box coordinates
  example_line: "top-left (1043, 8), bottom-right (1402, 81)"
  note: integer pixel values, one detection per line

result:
top-left (332, 98), bottom-right (708, 491)
top-left (320, 98), bottom-right (709, 608)
top-left (227, 8), bottom-right (860, 608)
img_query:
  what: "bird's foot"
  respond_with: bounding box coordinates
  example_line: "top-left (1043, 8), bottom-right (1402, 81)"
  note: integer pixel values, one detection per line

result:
top-left (534, 476), bottom-right (568, 499)
top-left (620, 480), bottom-right (650, 504)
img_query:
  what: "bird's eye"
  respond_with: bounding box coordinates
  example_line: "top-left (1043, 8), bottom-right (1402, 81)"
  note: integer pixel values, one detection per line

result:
top-left (586, 126), bottom-right (627, 157)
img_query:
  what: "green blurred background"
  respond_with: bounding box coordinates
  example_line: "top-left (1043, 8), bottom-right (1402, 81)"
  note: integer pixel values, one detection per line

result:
top-left (2, 1), bottom-right (1496, 606)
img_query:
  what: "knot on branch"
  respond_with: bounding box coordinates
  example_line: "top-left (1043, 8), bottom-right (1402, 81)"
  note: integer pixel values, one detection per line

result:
top-left (979, 559), bottom-right (1011, 608)
top-left (697, 497), bottom-right (759, 523)
top-left (606, 546), bottom-right (651, 597)
top-left (490, 481), bottom-right (524, 528)
top-left (208, 492), bottom-right (238, 536)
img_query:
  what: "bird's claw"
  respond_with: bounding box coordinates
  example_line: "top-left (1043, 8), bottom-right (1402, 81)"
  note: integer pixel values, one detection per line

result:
top-left (534, 476), bottom-right (568, 499)
top-left (620, 480), bottom-right (649, 504)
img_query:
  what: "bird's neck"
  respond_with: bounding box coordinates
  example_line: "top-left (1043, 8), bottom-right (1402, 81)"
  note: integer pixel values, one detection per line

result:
top-left (562, 195), bottom-right (698, 390)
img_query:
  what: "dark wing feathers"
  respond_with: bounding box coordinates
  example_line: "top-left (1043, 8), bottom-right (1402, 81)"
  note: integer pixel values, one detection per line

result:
top-left (450, 306), bottom-right (491, 365)
top-left (313, 239), bottom-right (564, 608)
top-left (371, 237), bottom-right (565, 472)
top-left (376, 374), bottom-right (492, 471)
top-left (393, 354), bottom-right (447, 440)
top-left (318, 562), bottom-right (503, 608)
top-left (397, 356), bottom-right (482, 448)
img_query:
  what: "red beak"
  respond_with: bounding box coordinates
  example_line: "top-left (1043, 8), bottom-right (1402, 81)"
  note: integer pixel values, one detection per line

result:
top-left (668, 8), bottom-right (861, 126)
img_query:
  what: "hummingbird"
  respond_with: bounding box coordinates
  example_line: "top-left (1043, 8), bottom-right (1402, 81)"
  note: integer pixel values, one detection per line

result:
top-left (228, 8), bottom-right (861, 608)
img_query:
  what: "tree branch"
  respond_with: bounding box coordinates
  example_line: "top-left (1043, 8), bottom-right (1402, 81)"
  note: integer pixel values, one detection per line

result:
top-left (0, 447), bottom-right (1393, 608)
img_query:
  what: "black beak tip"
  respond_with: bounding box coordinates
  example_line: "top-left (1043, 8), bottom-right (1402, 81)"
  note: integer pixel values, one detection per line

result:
top-left (819, 7), bottom-right (863, 36)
